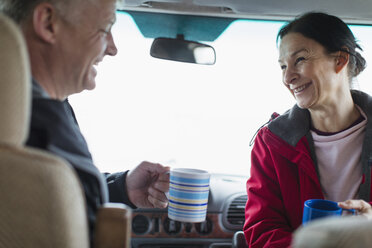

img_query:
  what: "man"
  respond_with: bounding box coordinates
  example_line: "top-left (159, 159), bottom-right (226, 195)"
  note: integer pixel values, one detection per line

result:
top-left (0, 0), bottom-right (169, 242)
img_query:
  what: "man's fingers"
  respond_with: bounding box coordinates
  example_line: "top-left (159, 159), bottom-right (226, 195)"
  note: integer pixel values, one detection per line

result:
top-left (148, 186), bottom-right (168, 204)
top-left (140, 161), bottom-right (170, 174)
top-left (148, 194), bottom-right (168, 208)
top-left (157, 171), bottom-right (170, 181)
top-left (153, 181), bottom-right (169, 192)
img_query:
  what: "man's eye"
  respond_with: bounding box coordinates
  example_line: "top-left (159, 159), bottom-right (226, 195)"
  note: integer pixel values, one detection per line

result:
top-left (100, 26), bottom-right (112, 35)
top-left (101, 29), bottom-right (110, 34)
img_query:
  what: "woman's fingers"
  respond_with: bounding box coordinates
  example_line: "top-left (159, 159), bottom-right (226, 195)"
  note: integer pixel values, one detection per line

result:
top-left (339, 199), bottom-right (372, 219)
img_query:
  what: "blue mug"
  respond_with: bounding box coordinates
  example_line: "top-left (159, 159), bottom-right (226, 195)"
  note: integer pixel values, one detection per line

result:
top-left (302, 199), bottom-right (355, 225)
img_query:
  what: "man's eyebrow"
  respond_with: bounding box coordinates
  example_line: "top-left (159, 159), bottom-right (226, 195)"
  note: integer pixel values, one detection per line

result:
top-left (105, 14), bottom-right (116, 26)
top-left (278, 48), bottom-right (308, 63)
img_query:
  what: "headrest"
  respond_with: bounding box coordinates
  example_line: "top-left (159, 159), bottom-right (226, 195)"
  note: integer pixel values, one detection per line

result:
top-left (0, 13), bottom-right (31, 146)
top-left (292, 216), bottom-right (372, 248)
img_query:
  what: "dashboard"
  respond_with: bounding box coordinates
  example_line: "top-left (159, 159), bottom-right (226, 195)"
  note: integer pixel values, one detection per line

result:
top-left (131, 174), bottom-right (247, 248)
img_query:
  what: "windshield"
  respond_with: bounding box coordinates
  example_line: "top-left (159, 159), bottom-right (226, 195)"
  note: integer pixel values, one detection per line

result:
top-left (69, 11), bottom-right (372, 176)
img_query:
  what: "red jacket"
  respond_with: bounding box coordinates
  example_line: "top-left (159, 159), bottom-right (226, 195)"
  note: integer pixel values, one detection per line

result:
top-left (244, 90), bottom-right (372, 248)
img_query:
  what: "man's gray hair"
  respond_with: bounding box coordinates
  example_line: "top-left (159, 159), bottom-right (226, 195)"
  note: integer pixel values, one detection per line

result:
top-left (0, 0), bottom-right (87, 24)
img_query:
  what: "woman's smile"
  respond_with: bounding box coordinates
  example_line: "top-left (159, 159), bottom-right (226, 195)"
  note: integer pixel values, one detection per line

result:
top-left (293, 82), bottom-right (312, 94)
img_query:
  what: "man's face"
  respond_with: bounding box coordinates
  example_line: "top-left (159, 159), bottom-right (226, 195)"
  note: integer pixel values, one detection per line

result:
top-left (56, 0), bottom-right (117, 97)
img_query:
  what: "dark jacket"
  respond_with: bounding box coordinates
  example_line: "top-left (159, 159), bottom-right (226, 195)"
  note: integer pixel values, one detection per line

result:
top-left (26, 80), bottom-right (136, 243)
top-left (244, 90), bottom-right (372, 248)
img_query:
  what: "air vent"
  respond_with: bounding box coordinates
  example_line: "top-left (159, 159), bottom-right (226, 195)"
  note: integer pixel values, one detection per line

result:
top-left (132, 214), bottom-right (151, 235)
top-left (227, 195), bottom-right (247, 226)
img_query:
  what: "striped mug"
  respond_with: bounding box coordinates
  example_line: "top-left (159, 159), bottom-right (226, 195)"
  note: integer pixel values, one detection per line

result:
top-left (168, 168), bottom-right (210, 223)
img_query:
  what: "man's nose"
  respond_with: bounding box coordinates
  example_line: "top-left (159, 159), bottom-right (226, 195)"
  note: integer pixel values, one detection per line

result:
top-left (105, 32), bottom-right (118, 56)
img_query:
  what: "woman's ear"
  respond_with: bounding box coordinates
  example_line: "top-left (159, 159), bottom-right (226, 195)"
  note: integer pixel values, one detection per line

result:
top-left (32, 3), bottom-right (58, 44)
top-left (335, 49), bottom-right (350, 74)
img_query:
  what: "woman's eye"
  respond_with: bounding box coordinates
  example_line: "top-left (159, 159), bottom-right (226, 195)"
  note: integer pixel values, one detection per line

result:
top-left (295, 57), bottom-right (305, 65)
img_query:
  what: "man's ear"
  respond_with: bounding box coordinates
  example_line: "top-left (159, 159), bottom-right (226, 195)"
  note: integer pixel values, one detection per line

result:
top-left (335, 49), bottom-right (350, 74)
top-left (32, 3), bottom-right (59, 44)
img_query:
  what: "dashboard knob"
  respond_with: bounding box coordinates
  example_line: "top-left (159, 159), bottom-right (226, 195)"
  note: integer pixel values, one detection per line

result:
top-left (163, 217), bottom-right (181, 234)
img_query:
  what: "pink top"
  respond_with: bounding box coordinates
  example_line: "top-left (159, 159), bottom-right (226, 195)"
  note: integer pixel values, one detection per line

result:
top-left (311, 106), bottom-right (367, 202)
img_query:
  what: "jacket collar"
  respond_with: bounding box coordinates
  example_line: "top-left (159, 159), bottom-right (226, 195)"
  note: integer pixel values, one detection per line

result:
top-left (268, 103), bottom-right (310, 147)
top-left (268, 90), bottom-right (372, 147)
top-left (351, 90), bottom-right (372, 123)
top-left (32, 78), bottom-right (50, 99)
top-left (351, 90), bottom-right (372, 201)
top-left (267, 90), bottom-right (372, 201)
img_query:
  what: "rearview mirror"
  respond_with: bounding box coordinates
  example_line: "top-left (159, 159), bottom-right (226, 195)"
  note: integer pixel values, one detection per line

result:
top-left (150, 37), bottom-right (216, 65)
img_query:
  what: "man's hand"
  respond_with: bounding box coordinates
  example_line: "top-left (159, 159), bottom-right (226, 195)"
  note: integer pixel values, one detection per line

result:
top-left (126, 161), bottom-right (170, 208)
top-left (338, 199), bottom-right (372, 219)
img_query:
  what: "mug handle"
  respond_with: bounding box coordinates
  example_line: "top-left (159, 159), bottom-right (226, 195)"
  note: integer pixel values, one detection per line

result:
top-left (342, 208), bottom-right (356, 215)
top-left (164, 171), bottom-right (170, 200)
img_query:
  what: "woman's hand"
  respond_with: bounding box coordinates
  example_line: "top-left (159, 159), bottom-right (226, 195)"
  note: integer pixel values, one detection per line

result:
top-left (338, 199), bottom-right (372, 219)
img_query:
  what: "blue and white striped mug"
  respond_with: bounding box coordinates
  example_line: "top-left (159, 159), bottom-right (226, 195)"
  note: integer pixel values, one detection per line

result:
top-left (168, 168), bottom-right (210, 223)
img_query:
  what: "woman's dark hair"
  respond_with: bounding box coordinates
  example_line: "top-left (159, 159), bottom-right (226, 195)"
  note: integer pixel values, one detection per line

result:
top-left (277, 12), bottom-right (366, 78)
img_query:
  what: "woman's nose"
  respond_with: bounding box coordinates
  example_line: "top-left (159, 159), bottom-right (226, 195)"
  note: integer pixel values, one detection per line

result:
top-left (283, 67), bottom-right (298, 85)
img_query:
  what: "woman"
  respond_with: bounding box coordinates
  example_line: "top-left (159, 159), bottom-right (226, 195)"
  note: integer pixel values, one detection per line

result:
top-left (244, 12), bottom-right (372, 247)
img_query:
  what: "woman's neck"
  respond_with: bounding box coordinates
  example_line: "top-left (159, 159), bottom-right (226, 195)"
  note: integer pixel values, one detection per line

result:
top-left (309, 93), bottom-right (361, 133)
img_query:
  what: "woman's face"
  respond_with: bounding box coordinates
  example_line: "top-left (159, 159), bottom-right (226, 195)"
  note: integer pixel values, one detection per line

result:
top-left (278, 32), bottom-right (344, 110)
